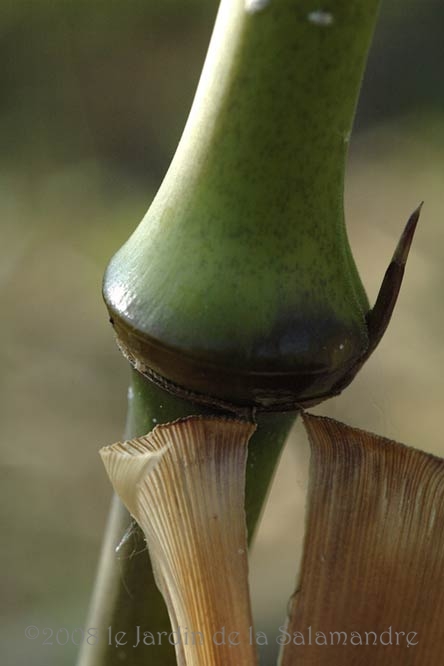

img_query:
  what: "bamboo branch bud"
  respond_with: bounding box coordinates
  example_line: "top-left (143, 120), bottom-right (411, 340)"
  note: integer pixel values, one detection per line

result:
top-left (280, 413), bottom-right (444, 665)
top-left (100, 416), bottom-right (258, 666)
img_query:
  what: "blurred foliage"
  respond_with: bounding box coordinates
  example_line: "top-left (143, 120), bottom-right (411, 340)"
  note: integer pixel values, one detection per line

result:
top-left (1, 0), bottom-right (443, 179)
top-left (1, 2), bottom-right (444, 665)
top-left (358, 0), bottom-right (444, 125)
top-left (1, 0), bottom-right (217, 180)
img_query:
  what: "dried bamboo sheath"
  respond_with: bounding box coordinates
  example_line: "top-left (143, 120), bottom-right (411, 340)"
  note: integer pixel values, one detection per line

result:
top-left (281, 414), bottom-right (444, 665)
top-left (101, 416), bottom-right (258, 666)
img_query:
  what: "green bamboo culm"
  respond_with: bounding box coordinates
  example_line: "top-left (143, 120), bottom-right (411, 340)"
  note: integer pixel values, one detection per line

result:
top-left (79, 1), bottom-right (381, 665)
top-left (104, 0), bottom-right (381, 409)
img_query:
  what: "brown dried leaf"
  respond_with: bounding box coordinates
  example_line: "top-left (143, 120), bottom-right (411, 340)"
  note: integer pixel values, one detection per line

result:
top-left (100, 416), bottom-right (258, 666)
top-left (280, 413), bottom-right (444, 665)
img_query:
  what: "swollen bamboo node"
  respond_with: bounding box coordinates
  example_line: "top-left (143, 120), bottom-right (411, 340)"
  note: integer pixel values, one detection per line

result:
top-left (103, 0), bottom-right (418, 413)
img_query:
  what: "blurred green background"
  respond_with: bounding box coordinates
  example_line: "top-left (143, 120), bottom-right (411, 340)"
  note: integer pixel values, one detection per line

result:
top-left (2, 1), bottom-right (443, 664)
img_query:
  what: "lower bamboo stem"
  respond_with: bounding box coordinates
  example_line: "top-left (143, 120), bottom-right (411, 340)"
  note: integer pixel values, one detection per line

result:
top-left (77, 369), bottom-right (296, 666)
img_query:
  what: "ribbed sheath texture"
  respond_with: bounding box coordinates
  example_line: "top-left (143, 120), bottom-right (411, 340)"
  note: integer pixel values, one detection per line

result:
top-left (280, 413), bottom-right (444, 665)
top-left (101, 416), bottom-right (258, 666)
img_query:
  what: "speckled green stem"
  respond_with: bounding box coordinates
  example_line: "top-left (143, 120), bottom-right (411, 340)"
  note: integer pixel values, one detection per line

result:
top-left (104, 0), bottom-right (380, 409)
top-left (78, 370), bottom-right (294, 666)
